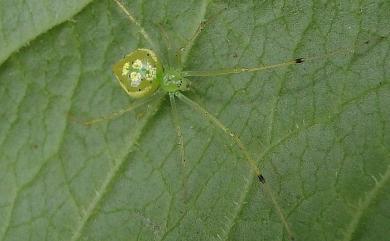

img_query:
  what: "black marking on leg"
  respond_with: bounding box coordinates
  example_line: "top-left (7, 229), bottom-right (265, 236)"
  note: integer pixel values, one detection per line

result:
top-left (257, 175), bottom-right (266, 184)
top-left (295, 58), bottom-right (304, 64)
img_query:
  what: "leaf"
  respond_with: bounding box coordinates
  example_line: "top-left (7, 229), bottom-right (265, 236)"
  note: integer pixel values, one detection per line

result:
top-left (0, 0), bottom-right (389, 241)
top-left (0, 0), bottom-right (93, 65)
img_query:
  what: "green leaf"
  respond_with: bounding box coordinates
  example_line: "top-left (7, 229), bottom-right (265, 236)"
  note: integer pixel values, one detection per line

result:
top-left (0, 0), bottom-right (389, 241)
top-left (0, 0), bottom-right (93, 65)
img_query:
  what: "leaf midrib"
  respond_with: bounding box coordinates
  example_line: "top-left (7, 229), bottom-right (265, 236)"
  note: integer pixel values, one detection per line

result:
top-left (68, 95), bottom-right (165, 241)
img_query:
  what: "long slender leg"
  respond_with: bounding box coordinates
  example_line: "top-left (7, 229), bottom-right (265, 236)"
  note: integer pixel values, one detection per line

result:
top-left (176, 19), bottom-right (207, 67)
top-left (157, 23), bottom-right (174, 67)
top-left (177, 6), bottom-right (226, 66)
top-left (78, 91), bottom-right (163, 126)
top-left (169, 92), bottom-right (186, 167)
top-left (169, 92), bottom-right (188, 200)
top-left (183, 48), bottom-right (354, 77)
top-left (112, 0), bottom-right (158, 51)
top-left (175, 91), bottom-right (294, 240)
top-left (176, 92), bottom-right (261, 177)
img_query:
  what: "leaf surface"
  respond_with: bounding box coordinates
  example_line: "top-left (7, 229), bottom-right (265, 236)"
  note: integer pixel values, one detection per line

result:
top-left (0, 0), bottom-right (389, 241)
top-left (0, 0), bottom-right (92, 64)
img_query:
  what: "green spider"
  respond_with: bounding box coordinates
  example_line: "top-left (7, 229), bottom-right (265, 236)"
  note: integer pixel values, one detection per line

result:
top-left (82, 0), bottom-right (355, 239)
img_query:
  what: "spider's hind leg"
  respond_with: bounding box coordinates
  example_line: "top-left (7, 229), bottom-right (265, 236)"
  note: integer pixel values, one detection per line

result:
top-left (112, 0), bottom-right (158, 52)
top-left (169, 92), bottom-right (189, 200)
top-left (75, 91), bottom-right (163, 126)
top-left (175, 91), bottom-right (295, 240)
